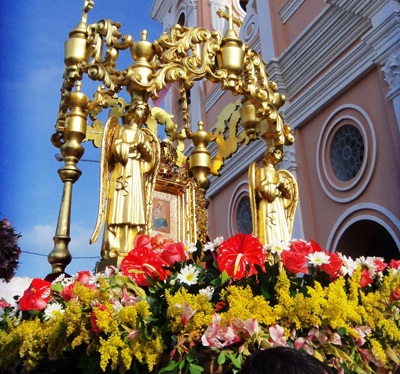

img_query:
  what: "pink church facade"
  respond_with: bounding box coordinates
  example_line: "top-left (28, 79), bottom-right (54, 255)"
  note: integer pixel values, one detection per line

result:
top-left (151, 0), bottom-right (400, 260)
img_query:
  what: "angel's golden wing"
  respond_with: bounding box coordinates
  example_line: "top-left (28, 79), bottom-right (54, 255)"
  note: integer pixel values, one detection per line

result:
top-left (276, 169), bottom-right (299, 236)
top-left (248, 161), bottom-right (259, 238)
top-left (142, 127), bottom-right (161, 235)
top-left (90, 116), bottom-right (120, 244)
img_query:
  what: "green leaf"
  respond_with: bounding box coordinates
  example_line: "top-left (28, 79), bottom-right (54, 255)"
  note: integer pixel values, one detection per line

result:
top-left (220, 270), bottom-right (230, 285)
top-left (188, 363), bottom-right (204, 374)
top-left (51, 282), bottom-right (63, 293)
top-left (226, 352), bottom-right (243, 369)
top-left (158, 360), bottom-right (180, 373)
top-left (217, 351), bottom-right (226, 365)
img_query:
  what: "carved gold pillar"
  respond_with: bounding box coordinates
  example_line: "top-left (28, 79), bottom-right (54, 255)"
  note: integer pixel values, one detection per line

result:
top-left (48, 85), bottom-right (88, 274)
top-left (189, 121), bottom-right (211, 191)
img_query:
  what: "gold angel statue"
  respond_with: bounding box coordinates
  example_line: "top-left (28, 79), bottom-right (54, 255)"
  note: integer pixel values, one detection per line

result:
top-left (90, 100), bottom-right (160, 260)
top-left (248, 146), bottom-right (298, 246)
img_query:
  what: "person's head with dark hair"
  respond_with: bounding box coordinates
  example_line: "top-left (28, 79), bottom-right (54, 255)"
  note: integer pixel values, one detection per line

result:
top-left (240, 347), bottom-right (335, 374)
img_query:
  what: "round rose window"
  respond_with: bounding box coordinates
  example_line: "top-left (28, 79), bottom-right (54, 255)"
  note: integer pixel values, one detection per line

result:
top-left (330, 124), bottom-right (364, 181)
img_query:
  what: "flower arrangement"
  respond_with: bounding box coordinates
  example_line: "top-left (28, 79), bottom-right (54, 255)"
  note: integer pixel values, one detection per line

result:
top-left (0, 233), bottom-right (399, 374)
top-left (0, 217), bottom-right (21, 283)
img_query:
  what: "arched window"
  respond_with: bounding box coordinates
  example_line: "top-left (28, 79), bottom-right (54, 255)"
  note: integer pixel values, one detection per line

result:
top-left (236, 195), bottom-right (252, 234)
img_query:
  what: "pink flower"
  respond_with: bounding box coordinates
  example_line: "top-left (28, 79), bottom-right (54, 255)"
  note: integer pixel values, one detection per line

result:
top-left (127, 330), bottom-right (140, 340)
top-left (60, 283), bottom-right (76, 301)
top-left (0, 299), bottom-right (11, 309)
top-left (294, 336), bottom-right (314, 355)
top-left (160, 242), bottom-right (185, 265)
top-left (76, 270), bottom-right (91, 284)
top-left (328, 332), bottom-right (342, 345)
top-left (269, 324), bottom-right (287, 346)
top-left (202, 314), bottom-right (224, 349)
top-left (308, 327), bottom-right (328, 345)
top-left (121, 287), bottom-right (139, 306)
top-left (389, 259), bottom-right (400, 270)
top-left (177, 303), bottom-right (198, 327)
top-left (353, 325), bottom-right (372, 346)
top-left (201, 314), bottom-right (243, 348)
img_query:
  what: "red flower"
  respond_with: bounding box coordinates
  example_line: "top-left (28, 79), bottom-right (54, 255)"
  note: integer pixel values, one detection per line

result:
top-left (120, 246), bottom-right (169, 286)
top-left (215, 301), bottom-right (226, 312)
top-left (216, 234), bottom-right (265, 280)
top-left (309, 240), bottom-right (324, 253)
top-left (321, 252), bottom-right (343, 279)
top-left (151, 234), bottom-right (174, 251)
top-left (389, 259), bottom-right (400, 270)
top-left (281, 250), bottom-right (307, 274)
top-left (133, 234), bottom-right (154, 250)
top-left (390, 287), bottom-right (400, 302)
top-left (290, 240), bottom-right (312, 256)
top-left (0, 299), bottom-right (10, 309)
top-left (360, 268), bottom-right (373, 288)
top-left (19, 278), bottom-right (53, 311)
top-left (90, 304), bottom-right (107, 335)
top-left (374, 259), bottom-right (387, 273)
top-left (160, 242), bottom-right (185, 265)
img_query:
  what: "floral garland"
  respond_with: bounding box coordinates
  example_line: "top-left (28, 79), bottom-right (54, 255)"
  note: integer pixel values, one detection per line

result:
top-left (0, 218), bottom-right (21, 283)
top-left (0, 233), bottom-right (399, 373)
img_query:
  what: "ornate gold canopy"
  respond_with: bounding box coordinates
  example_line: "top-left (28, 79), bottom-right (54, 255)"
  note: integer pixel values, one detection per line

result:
top-left (48, 1), bottom-right (296, 274)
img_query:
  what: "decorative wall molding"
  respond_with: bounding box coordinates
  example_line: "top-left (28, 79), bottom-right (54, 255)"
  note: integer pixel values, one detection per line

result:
top-left (150, 0), bottom-right (175, 23)
top-left (207, 139), bottom-right (265, 197)
top-left (382, 51), bottom-right (400, 98)
top-left (204, 83), bottom-right (224, 112)
top-left (279, 0), bottom-right (305, 24)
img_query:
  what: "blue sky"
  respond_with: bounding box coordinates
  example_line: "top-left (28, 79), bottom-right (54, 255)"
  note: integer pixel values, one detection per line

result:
top-left (0, 1), bottom-right (162, 278)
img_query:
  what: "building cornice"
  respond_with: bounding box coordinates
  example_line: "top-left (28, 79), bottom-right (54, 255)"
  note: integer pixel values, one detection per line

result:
top-left (150, 0), bottom-right (175, 22)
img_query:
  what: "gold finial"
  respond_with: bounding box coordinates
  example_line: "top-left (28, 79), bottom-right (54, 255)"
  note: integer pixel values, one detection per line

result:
top-left (81, 0), bottom-right (94, 24)
top-left (141, 30), bottom-right (148, 41)
top-left (217, 5), bottom-right (243, 30)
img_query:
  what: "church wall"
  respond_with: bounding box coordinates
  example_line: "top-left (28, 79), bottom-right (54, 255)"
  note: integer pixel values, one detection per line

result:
top-left (294, 66), bottom-right (400, 250)
top-left (268, 0), bottom-right (326, 55)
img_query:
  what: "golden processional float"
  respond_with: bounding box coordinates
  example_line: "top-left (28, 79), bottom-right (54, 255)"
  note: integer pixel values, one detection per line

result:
top-left (48, 0), bottom-right (298, 275)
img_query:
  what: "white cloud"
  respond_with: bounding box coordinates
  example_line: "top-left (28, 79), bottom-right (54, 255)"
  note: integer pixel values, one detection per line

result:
top-left (16, 223), bottom-right (101, 278)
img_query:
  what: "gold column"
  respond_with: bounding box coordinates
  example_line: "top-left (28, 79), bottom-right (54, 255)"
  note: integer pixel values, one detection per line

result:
top-left (48, 85), bottom-right (88, 274)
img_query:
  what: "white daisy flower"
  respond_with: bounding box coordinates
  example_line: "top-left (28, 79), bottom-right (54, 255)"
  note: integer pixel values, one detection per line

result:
top-left (204, 236), bottom-right (224, 252)
top-left (357, 256), bottom-right (378, 277)
top-left (52, 273), bottom-right (66, 284)
top-left (199, 286), bottom-right (215, 301)
top-left (184, 241), bottom-right (197, 256)
top-left (44, 302), bottom-right (64, 320)
top-left (306, 252), bottom-right (331, 266)
top-left (265, 240), bottom-right (290, 255)
top-left (177, 264), bottom-right (200, 285)
top-left (338, 253), bottom-right (358, 276)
